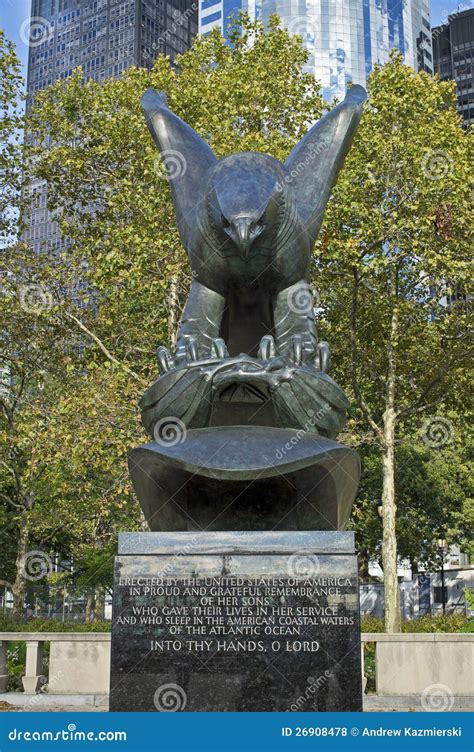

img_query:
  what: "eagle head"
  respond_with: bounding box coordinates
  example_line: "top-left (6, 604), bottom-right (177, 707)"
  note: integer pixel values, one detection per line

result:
top-left (206, 152), bottom-right (285, 258)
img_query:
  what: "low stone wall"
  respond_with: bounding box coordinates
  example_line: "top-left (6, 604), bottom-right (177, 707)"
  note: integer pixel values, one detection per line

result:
top-left (49, 635), bottom-right (111, 695)
top-left (1, 632), bottom-right (473, 699)
top-left (0, 633), bottom-right (111, 695)
top-left (364, 632), bottom-right (474, 698)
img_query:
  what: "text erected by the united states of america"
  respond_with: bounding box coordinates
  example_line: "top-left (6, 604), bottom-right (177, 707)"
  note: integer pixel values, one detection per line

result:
top-left (115, 576), bottom-right (356, 654)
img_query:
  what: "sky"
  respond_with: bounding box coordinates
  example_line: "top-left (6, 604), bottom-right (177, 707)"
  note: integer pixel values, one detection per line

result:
top-left (1, 0), bottom-right (31, 75)
top-left (0, 0), bottom-right (472, 82)
top-left (431, 0), bottom-right (473, 25)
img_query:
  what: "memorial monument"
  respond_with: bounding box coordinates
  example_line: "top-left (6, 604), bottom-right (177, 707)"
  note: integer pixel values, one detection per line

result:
top-left (110, 84), bottom-right (367, 712)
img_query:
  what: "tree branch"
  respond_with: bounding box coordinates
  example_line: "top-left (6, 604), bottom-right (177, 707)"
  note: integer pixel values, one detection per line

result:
top-left (62, 311), bottom-right (139, 380)
top-left (0, 492), bottom-right (22, 510)
top-left (397, 349), bottom-right (472, 420)
top-left (0, 459), bottom-right (22, 494)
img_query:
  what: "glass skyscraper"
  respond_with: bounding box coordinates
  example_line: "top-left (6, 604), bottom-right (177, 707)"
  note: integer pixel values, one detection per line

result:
top-left (198, 0), bottom-right (433, 100)
top-left (25, 0), bottom-right (198, 254)
top-left (432, 8), bottom-right (474, 129)
top-left (199, 0), bottom-right (242, 38)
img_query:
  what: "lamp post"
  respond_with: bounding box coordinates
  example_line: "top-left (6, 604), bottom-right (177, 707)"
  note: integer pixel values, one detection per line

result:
top-left (437, 537), bottom-right (448, 614)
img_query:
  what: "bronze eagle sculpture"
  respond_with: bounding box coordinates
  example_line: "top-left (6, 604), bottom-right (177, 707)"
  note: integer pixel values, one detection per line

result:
top-left (139, 86), bottom-right (367, 440)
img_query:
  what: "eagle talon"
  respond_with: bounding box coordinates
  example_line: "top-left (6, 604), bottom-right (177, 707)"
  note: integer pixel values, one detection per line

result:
top-left (211, 337), bottom-right (229, 359)
top-left (291, 334), bottom-right (303, 366)
top-left (185, 338), bottom-right (200, 362)
top-left (156, 346), bottom-right (175, 374)
top-left (315, 341), bottom-right (331, 373)
top-left (258, 334), bottom-right (277, 361)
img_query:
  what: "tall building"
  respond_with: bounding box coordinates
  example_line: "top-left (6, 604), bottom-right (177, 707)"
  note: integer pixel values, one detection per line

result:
top-left (198, 0), bottom-right (433, 101)
top-left (432, 8), bottom-right (474, 129)
top-left (199, 0), bottom-right (241, 37)
top-left (25, 0), bottom-right (198, 254)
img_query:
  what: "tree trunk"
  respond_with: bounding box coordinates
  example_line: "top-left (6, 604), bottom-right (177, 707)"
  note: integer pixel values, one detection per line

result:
top-left (381, 296), bottom-right (401, 632)
top-left (85, 591), bottom-right (94, 623)
top-left (11, 511), bottom-right (29, 621)
top-left (167, 272), bottom-right (179, 346)
top-left (358, 551), bottom-right (370, 580)
top-left (381, 409), bottom-right (400, 631)
top-left (95, 587), bottom-right (105, 621)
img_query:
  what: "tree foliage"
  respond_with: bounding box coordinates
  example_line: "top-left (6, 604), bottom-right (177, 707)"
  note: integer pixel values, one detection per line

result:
top-left (0, 21), bottom-right (472, 626)
top-left (1, 17), bottom-right (324, 616)
top-left (314, 53), bottom-right (472, 628)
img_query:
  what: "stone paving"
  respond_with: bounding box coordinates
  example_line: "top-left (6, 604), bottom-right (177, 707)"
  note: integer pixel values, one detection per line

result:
top-left (1, 694), bottom-right (473, 713)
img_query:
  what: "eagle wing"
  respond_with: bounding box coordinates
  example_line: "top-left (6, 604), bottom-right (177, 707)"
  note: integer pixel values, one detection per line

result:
top-left (141, 88), bottom-right (217, 250)
top-left (283, 85), bottom-right (367, 245)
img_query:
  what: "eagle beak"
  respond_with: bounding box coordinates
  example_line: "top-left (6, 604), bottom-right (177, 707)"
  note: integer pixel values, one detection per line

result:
top-left (232, 217), bottom-right (252, 258)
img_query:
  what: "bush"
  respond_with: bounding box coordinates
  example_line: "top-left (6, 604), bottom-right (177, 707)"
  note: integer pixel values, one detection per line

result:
top-left (361, 615), bottom-right (385, 633)
top-left (6, 642), bottom-right (26, 692)
top-left (0, 618), bottom-right (111, 633)
top-left (402, 614), bottom-right (470, 633)
top-left (361, 613), bottom-right (470, 633)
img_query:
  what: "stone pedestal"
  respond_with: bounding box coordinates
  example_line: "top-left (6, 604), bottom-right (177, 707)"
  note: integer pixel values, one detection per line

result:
top-left (110, 531), bottom-right (362, 712)
top-left (22, 640), bottom-right (46, 694)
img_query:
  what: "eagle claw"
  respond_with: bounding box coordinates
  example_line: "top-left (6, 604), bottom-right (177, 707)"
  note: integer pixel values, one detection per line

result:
top-left (158, 337), bottom-right (231, 374)
top-left (157, 346), bottom-right (175, 374)
top-left (257, 334), bottom-right (330, 372)
top-left (315, 341), bottom-right (331, 373)
top-left (258, 335), bottom-right (277, 360)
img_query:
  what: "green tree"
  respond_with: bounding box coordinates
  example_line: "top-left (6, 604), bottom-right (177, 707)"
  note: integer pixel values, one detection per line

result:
top-left (25, 16), bottom-right (323, 375)
top-left (352, 415), bottom-right (473, 576)
top-left (0, 30), bottom-right (141, 617)
top-left (316, 54), bottom-right (472, 630)
top-left (2, 17), bottom-right (325, 615)
top-left (3, 23), bottom-right (471, 633)
top-left (0, 29), bottom-right (41, 617)
top-left (0, 28), bottom-right (23, 245)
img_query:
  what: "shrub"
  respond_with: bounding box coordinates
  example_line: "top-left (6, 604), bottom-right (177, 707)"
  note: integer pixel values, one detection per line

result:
top-left (362, 613), bottom-right (470, 633)
top-left (0, 618), bottom-right (111, 633)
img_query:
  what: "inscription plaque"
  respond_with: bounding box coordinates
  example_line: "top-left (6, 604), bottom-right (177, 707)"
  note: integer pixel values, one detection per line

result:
top-left (110, 532), bottom-right (362, 712)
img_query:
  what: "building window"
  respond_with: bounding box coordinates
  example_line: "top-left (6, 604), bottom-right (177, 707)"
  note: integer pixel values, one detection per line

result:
top-left (433, 586), bottom-right (448, 604)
